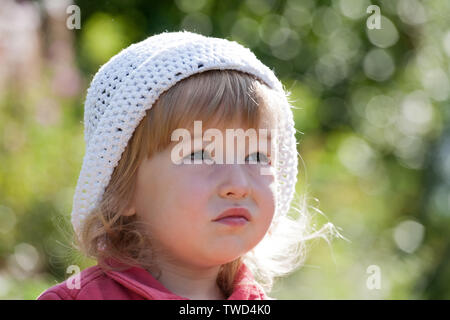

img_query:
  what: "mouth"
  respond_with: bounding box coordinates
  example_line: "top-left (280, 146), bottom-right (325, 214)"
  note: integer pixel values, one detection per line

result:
top-left (212, 208), bottom-right (251, 225)
top-left (213, 216), bottom-right (248, 226)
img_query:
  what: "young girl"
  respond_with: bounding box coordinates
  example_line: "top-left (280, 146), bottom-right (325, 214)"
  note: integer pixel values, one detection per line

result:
top-left (37, 30), bottom-right (321, 300)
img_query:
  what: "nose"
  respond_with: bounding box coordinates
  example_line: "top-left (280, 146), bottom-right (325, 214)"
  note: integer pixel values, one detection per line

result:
top-left (218, 164), bottom-right (251, 200)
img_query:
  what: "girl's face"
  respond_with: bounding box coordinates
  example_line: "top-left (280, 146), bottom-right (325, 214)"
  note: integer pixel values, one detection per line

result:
top-left (127, 119), bottom-right (277, 268)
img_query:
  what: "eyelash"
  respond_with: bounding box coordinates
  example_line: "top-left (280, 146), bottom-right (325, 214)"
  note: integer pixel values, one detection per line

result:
top-left (187, 150), bottom-right (271, 164)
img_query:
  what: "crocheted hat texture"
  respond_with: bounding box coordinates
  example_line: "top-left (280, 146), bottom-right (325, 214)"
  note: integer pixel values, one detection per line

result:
top-left (72, 30), bottom-right (298, 238)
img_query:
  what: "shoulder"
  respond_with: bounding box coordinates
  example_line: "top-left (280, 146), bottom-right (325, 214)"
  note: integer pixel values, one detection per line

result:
top-left (37, 265), bottom-right (111, 300)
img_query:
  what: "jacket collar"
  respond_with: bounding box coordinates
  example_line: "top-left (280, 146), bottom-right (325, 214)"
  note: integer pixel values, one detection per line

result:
top-left (101, 258), bottom-right (267, 300)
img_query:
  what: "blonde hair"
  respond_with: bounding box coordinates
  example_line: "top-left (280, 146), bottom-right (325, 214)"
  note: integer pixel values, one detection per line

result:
top-left (73, 69), bottom-right (341, 297)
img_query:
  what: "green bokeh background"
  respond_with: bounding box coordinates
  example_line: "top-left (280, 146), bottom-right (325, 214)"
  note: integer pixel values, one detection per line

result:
top-left (0, 0), bottom-right (449, 299)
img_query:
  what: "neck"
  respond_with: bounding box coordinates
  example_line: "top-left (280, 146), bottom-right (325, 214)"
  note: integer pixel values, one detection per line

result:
top-left (147, 261), bottom-right (227, 300)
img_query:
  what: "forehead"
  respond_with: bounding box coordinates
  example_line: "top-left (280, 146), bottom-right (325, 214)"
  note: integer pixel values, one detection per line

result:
top-left (196, 108), bottom-right (277, 131)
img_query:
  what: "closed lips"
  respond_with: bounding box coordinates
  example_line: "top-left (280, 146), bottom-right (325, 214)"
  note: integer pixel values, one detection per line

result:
top-left (213, 208), bottom-right (251, 221)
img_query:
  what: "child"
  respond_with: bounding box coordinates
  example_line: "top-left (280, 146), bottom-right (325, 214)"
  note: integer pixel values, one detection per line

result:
top-left (37, 30), bottom-right (308, 300)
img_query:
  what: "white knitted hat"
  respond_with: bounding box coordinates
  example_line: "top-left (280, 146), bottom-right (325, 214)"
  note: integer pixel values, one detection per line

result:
top-left (71, 30), bottom-right (298, 238)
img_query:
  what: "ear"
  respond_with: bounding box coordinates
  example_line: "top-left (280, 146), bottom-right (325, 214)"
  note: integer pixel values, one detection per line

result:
top-left (123, 206), bottom-right (136, 217)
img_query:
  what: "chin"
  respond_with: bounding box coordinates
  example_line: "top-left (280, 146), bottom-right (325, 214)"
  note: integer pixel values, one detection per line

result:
top-left (206, 245), bottom-right (251, 265)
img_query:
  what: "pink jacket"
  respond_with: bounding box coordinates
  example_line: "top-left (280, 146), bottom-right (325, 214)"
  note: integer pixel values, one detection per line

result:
top-left (37, 259), bottom-right (268, 300)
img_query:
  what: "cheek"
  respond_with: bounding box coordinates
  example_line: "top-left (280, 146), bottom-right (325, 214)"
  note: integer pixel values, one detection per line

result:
top-left (172, 170), bottom-right (213, 210)
top-left (256, 166), bottom-right (277, 200)
top-left (142, 170), bottom-right (212, 228)
top-left (260, 188), bottom-right (276, 230)
top-left (256, 173), bottom-right (277, 228)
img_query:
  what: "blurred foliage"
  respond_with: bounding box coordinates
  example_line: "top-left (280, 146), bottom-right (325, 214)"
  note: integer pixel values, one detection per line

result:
top-left (0, 0), bottom-right (449, 299)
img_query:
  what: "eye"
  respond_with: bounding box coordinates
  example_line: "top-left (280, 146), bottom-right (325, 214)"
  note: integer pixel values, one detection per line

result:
top-left (245, 152), bottom-right (271, 165)
top-left (187, 149), bottom-right (213, 162)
